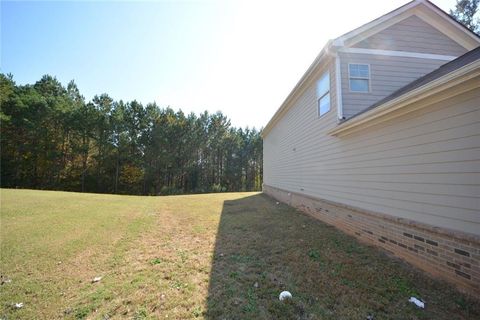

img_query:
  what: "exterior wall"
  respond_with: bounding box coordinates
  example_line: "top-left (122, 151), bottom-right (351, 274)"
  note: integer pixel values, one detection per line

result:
top-left (263, 60), bottom-right (338, 196)
top-left (263, 86), bottom-right (480, 236)
top-left (340, 53), bottom-right (447, 118)
top-left (264, 185), bottom-right (480, 295)
top-left (352, 15), bottom-right (468, 56)
top-left (263, 1), bottom-right (480, 296)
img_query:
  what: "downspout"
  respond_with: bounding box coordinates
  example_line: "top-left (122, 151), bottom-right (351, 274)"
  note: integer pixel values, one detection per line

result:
top-left (335, 52), bottom-right (344, 121)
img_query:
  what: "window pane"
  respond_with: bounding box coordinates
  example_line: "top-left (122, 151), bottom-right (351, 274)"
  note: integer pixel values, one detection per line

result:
top-left (350, 79), bottom-right (369, 92)
top-left (349, 64), bottom-right (358, 77)
top-left (318, 93), bottom-right (330, 116)
top-left (317, 72), bottom-right (330, 97)
top-left (358, 64), bottom-right (369, 77)
top-left (349, 64), bottom-right (369, 78)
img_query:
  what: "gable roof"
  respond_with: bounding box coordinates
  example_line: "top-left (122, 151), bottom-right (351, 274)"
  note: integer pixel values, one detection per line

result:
top-left (334, 0), bottom-right (480, 48)
top-left (262, 0), bottom-right (480, 138)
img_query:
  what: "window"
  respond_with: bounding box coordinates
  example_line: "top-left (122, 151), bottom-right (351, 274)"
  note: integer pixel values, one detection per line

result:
top-left (317, 72), bottom-right (330, 117)
top-left (349, 64), bottom-right (370, 92)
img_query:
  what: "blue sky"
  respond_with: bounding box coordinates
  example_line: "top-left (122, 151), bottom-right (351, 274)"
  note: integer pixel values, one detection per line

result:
top-left (1, 0), bottom-right (456, 128)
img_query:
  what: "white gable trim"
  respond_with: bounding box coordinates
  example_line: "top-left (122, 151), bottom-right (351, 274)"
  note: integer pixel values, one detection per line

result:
top-left (419, 0), bottom-right (480, 46)
top-left (263, 0), bottom-right (480, 138)
top-left (335, 0), bottom-right (420, 45)
top-left (338, 47), bottom-right (457, 61)
top-left (336, 0), bottom-right (480, 50)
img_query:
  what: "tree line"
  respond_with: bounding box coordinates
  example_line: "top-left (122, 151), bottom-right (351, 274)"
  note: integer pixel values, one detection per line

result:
top-left (0, 74), bottom-right (263, 195)
top-left (450, 0), bottom-right (479, 34)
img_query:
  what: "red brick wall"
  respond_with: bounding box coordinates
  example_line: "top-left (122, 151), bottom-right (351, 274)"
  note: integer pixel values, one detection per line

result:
top-left (264, 185), bottom-right (480, 296)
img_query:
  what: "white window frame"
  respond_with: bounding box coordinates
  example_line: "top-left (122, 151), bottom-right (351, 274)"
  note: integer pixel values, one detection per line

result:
top-left (348, 63), bottom-right (371, 93)
top-left (317, 71), bottom-right (330, 118)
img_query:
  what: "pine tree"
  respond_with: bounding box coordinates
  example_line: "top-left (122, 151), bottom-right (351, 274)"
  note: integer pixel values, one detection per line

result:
top-left (450, 0), bottom-right (480, 34)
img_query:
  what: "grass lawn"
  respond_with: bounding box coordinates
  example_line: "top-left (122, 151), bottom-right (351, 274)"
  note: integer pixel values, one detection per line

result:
top-left (1, 189), bottom-right (479, 319)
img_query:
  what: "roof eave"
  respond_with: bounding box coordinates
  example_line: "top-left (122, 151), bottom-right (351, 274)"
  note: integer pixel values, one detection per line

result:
top-left (335, 0), bottom-right (480, 49)
top-left (262, 40), bottom-right (334, 138)
top-left (334, 0), bottom-right (420, 46)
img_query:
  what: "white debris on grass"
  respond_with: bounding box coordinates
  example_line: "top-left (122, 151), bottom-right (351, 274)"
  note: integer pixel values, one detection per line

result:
top-left (92, 276), bottom-right (102, 283)
top-left (253, 282), bottom-right (259, 288)
top-left (14, 303), bottom-right (24, 309)
top-left (1, 275), bottom-right (12, 285)
top-left (279, 291), bottom-right (292, 301)
top-left (276, 202), bottom-right (280, 205)
top-left (409, 297), bottom-right (425, 309)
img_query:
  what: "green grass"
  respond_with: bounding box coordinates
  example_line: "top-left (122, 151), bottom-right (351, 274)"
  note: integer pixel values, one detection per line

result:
top-left (0, 189), bottom-right (479, 319)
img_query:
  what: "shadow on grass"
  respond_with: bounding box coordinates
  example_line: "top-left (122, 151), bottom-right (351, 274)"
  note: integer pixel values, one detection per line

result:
top-left (205, 193), bottom-right (480, 320)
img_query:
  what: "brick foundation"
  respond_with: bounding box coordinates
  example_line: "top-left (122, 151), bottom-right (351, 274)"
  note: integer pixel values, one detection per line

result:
top-left (263, 184), bottom-right (480, 296)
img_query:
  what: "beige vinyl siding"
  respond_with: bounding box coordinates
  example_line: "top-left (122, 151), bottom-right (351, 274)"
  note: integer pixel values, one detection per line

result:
top-left (340, 52), bottom-right (447, 119)
top-left (264, 62), bottom-right (337, 193)
top-left (353, 15), bottom-right (468, 56)
top-left (263, 81), bottom-right (480, 235)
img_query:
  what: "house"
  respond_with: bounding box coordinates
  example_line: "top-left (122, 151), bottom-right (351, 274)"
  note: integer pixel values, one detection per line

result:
top-left (262, 0), bottom-right (480, 295)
